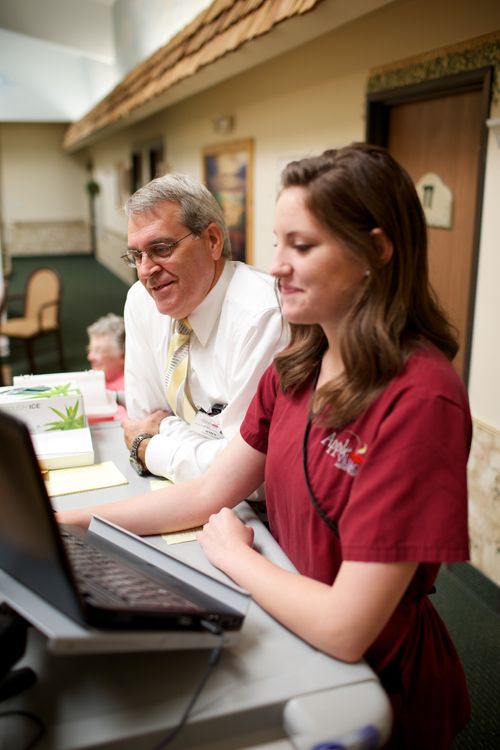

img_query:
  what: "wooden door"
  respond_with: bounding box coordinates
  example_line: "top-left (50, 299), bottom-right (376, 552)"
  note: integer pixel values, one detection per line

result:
top-left (387, 90), bottom-right (484, 378)
top-left (367, 69), bottom-right (492, 382)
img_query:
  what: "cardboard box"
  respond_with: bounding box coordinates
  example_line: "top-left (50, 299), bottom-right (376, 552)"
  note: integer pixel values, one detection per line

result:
top-left (0, 383), bottom-right (86, 434)
top-left (13, 370), bottom-right (118, 420)
top-left (0, 383), bottom-right (94, 469)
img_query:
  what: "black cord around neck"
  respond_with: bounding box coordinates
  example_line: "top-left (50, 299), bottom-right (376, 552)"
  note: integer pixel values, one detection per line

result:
top-left (302, 415), bottom-right (339, 537)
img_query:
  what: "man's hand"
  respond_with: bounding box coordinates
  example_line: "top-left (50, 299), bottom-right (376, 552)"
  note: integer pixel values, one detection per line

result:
top-left (121, 410), bottom-right (170, 450)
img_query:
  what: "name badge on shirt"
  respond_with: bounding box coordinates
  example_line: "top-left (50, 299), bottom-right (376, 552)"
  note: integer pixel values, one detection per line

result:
top-left (190, 404), bottom-right (226, 440)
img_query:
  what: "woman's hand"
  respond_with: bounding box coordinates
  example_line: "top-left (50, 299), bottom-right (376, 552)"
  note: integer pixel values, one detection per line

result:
top-left (197, 507), bottom-right (254, 573)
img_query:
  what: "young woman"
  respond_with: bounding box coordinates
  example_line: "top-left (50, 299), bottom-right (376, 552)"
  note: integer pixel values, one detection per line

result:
top-left (58, 144), bottom-right (471, 748)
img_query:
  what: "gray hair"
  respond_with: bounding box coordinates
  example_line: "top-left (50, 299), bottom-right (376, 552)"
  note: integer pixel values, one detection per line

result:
top-left (87, 313), bottom-right (125, 355)
top-left (124, 173), bottom-right (232, 259)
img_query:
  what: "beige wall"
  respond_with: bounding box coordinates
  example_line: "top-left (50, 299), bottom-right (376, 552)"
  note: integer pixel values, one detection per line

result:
top-left (0, 123), bottom-right (91, 254)
top-left (90, 0), bottom-right (500, 267)
top-left (466, 106), bottom-right (500, 583)
top-left (469, 107), bottom-right (500, 429)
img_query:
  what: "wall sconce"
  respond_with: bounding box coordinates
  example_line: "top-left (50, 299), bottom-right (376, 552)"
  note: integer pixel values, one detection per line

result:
top-left (213, 115), bottom-right (235, 134)
top-left (486, 117), bottom-right (500, 148)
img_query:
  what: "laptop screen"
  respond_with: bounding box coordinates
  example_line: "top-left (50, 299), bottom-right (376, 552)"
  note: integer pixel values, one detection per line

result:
top-left (0, 411), bottom-right (84, 622)
top-left (0, 411), bottom-right (248, 635)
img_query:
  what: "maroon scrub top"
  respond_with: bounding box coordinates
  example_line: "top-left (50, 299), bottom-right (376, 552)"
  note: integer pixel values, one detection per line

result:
top-left (241, 344), bottom-right (471, 748)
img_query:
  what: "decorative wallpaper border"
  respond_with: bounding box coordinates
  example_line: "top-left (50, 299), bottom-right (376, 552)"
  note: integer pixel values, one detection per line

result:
top-left (8, 220), bottom-right (91, 255)
top-left (367, 30), bottom-right (500, 99)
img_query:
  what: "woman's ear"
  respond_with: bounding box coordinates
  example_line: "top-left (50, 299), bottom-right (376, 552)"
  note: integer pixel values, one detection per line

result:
top-left (371, 228), bottom-right (393, 266)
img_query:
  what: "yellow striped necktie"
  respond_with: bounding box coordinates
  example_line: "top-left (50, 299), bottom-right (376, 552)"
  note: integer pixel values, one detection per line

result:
top-left (165, 318), bottom-right (197, 423)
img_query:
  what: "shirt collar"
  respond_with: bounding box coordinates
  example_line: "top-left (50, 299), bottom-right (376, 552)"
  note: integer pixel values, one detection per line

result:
top-left (189, 261), bottom-right (234, 346)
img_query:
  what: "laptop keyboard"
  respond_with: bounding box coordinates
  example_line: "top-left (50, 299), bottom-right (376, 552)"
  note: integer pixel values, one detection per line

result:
top-left (61, 529), bottom-right (203, 613)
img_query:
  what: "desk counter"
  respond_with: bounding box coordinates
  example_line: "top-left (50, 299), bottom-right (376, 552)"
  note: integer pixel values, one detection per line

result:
top-left (2, 423), bottom-right (392, 750)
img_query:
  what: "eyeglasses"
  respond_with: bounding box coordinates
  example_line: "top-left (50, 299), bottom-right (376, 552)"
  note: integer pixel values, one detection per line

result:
top-left (121, 231), bottom-right (195, 268)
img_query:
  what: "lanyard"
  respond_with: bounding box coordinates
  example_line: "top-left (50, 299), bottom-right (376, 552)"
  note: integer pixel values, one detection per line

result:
top-left (302, 415), bottom-right (339, 537)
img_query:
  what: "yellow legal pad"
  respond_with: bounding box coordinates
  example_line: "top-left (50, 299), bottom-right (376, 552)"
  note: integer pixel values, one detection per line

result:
top-left (162, 527), bottom-right (202, 544)
top-left (45, 461), bottom-right (128, 497)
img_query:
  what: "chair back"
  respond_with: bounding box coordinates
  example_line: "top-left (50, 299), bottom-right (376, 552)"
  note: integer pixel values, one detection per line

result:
top-left (24, 267), bottom-right (61, 331)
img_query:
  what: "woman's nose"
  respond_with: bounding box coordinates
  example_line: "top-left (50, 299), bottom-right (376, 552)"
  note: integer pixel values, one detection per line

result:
top-left (270, 242), bottom-right (293, 278)
top-left (270, 257), bottom-right (292, 279)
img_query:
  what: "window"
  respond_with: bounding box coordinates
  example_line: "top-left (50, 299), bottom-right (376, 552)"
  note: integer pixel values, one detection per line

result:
top-left (130, 139), bottom-right (165, 193)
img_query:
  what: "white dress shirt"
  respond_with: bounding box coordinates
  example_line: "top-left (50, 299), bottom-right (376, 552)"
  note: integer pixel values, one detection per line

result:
top-left (124, 261), bottom-right (288, 482)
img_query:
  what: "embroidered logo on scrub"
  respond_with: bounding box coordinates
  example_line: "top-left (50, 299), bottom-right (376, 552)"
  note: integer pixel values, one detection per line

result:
top-left (320, 431), bottom-right (367, 477)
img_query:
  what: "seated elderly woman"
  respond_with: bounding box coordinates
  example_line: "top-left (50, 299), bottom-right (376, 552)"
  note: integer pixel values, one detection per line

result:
top-left (86, 313), bottom-right (127, 421)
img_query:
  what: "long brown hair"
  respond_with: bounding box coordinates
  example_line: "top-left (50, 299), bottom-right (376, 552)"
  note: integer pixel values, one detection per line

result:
top-left (274, 143), bottom-right (458, 427)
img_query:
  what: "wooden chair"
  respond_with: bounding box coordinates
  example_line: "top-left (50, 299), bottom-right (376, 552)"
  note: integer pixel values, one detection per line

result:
top-left (0, 267), bottom-right (65, 375)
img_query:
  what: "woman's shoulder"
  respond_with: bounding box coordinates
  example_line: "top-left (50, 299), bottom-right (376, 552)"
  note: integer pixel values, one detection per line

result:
top-left (359, 343), bottom-right (472, 458)
top-left (259, 361), bottom-right (281, 393)
top-left (395, 343), bottom-right (468, 407)
top-left (252, 362), bottom-right (293, 412)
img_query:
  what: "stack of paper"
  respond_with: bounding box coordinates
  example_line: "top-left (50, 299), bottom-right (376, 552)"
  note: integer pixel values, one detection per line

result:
top-left (33, 428), bottom-right (94, 470)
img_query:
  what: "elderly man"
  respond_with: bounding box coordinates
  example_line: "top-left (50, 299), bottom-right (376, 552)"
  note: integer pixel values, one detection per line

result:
top-left (121, 173), bottom-right (287, 482)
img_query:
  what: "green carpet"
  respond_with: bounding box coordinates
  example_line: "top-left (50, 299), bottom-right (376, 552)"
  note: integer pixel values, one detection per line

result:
top-left (3, 254), bottom-right (130, 377)
top-left (434, 563), bottom-right (499, 749)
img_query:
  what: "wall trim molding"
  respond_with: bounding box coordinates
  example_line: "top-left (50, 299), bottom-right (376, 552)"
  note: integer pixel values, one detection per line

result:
top-left (367, 30), bottom-right (500, 98)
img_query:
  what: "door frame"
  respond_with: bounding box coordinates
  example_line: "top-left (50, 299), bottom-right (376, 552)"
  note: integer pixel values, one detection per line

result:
top-left (365, 67), bottom-right (493, 386)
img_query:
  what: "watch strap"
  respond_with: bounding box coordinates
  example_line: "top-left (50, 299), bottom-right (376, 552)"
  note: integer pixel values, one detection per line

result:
top-left (129, 432), bottom-right (153, 476)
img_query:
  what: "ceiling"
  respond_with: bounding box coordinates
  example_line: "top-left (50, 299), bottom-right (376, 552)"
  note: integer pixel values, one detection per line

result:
top-left (0, 0), bottom-right (212, 121)
top-left (0, 0), bottom-right (117, 62)
top-left (0, 0), bottom-right (397, 127)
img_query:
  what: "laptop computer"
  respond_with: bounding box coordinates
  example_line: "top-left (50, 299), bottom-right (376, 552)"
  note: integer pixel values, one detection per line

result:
top-left (0, 411), bottom-right (248, 647)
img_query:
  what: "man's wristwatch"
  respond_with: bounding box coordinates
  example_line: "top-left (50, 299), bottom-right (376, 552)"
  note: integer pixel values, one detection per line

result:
top-left (129, 433), bottom-right (153, 476)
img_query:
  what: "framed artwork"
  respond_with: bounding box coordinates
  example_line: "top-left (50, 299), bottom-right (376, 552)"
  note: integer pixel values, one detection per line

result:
top-left (202, 139), bottom-right (253, 264)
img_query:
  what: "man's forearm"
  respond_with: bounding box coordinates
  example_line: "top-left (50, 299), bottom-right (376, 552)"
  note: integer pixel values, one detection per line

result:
top-left (145, 427), bottom-right (228, 483)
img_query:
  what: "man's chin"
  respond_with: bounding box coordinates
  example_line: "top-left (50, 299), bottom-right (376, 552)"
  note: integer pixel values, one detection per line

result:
top-left (154, 298), bottom-right (187, 319)
top-left (148, 286), bottom-right (178, 316)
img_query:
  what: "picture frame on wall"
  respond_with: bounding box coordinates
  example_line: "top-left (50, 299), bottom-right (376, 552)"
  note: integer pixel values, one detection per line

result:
top-left (202, 139), bottom-right (253, 264)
